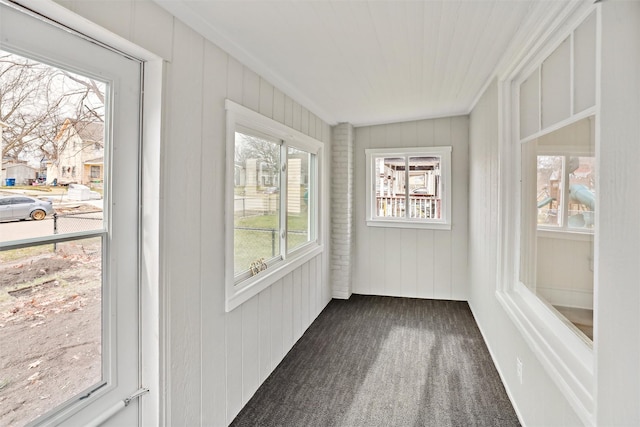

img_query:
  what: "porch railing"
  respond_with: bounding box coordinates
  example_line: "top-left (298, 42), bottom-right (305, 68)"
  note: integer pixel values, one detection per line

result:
top-left (376, 196), bottom-right (439, 219)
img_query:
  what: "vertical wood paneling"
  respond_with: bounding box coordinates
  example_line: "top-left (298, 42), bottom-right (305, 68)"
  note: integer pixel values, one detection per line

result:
top-left (418, 119), bottom-right (435, 146)
top-left (401, 120), bottom-right (419, 146)
top-left (131, 0), bottom-right (173, 60)
top-left (400, 228), bottom-right (418, 297)
top-left (72, 0), bottom-right (133, 42)
top-left (451, 116), bottom-right (469, 300)
top-left (270, 280), bottom-right (284, 366)
top-left (433, 230), bottom-right (452, 299)
top-left (353, 126), bottom-right (370, 294)
top-left (227, 57), bottom-right (244, 104)
top-left (322, 252), bottom-right (332, 306)
top-left (225, 307), bottom-right (243, 423)
top-left (434, 118), bottom-right (453, 298)
top-left (300, 262), bottom-right (310, 328)
top-left (309, 258), bottom-right (318, 319)
top-left (292, 102), bottom-right (302, 132)
top-left (284, 96), bottom-right (294, 128)
top-left (384, 228), bottom-right (403, 295)
top-left (273, 88), bottom-right (286, 124)
top-left (259, 78), bottom-right (274, 118)
top-left (241, 297), bottom-right (260, 404)
top-left (292, 268), bottom-right (302, 341)
top-left (65, 3), bottom-right (333, 426)
top-left (282, 273), bottom-right (294, 353)
top-left (308, 112), bottom-right (317, 139)
top-left (166, 21), bottom-right (204, 426)
top-left (200, 41), bottom-right (228, 426)
top-left (300, 106), bottom-right (310, 135)
top-left (258, 288), bottom-right (272, 383)
top-left (369, 228), bottom-right (386, 295)
top-left (353, 116), bottom-right (468, 301)
top-left (366, 123), bottom-right (388, 292)
top-left (242, 67), bottom-right (260, 112)
top-left (415, 229), bottom-right (435, 298)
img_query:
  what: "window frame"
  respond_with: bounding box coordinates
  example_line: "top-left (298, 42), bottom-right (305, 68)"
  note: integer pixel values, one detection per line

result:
top-left (495, 4), bottom-right (599, 426)
top-left (365, 146), bottom-right (452, 230)
top-left (0, 2), bottom-right (148, 424)
top-left (225, 99), bottom-right (323, 312)
top-left (535, 150), bottom-right (595, 235)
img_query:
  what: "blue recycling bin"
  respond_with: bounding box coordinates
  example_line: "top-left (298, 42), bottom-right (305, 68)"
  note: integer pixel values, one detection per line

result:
top-left (5, 178), bottom-right (15, 186)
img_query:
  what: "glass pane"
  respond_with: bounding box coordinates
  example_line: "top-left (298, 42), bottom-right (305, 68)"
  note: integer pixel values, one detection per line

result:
top-left (567, 156), bottom-right (595, 230)
top-left (287, 147), bottom-right (310, 253)
top-left (536, 155), bottom-right (564, 227)
top-left (0, 237), bottom-right (102, 426)
top-left (521, 119), bottom-right (595, 343)
top-left (374, 157), bottom-right (405, 218)
top-left (408, 156), bottom-right (441, 219)
top-left (0, 50), bottom-right (106, 243)
top-left (234, 131), bottom-right (281, 276)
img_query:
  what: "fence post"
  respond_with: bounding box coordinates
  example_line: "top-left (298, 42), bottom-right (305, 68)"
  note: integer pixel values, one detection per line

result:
top-left (53, 212), bottom-right (58, 251)
top-left (271, 228), bottom-right (276, 257)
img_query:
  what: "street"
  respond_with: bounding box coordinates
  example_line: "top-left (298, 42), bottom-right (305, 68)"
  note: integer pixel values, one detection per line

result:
top-left (1, 215), bottom-right (104, 243)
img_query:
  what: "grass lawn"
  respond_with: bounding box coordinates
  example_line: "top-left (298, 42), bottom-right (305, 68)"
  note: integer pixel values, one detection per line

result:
top-left (234, 213), bottom-right (309, 274)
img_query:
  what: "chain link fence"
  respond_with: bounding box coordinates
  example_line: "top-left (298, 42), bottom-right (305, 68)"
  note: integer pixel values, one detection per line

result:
top-left (53, 211), bottom-right (104, 235)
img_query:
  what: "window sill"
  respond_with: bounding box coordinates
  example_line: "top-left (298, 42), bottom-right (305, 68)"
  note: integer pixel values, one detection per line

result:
top-left (225, 243), bottom-right (323, 312)
top-left (496, 283), bottom-right (594, 426)
top-left (537, 228), bottom-right (594, 241)
top-left (366, 219), bottom-right (451, 230)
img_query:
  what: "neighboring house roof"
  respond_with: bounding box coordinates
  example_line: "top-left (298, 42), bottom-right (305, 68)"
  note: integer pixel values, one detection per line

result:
top-left (55, 119), bottom-right (104, 143)
top-left (84, 157), bottom-right (104, 165)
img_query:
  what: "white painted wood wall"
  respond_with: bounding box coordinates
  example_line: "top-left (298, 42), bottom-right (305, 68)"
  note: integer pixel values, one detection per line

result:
top-left (50, 1), bottom-right (332, 425)
top-left (353, 117), bottom-right (469, 300)
top-left (468, 80), bottom-right (584, 425)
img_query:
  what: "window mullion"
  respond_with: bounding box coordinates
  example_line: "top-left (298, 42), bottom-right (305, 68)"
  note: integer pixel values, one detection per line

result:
top-left (562, 155), bottom-right (570, 229)
top-left (404, 156), bottom-right (410, 220)
top-left (280, 141), bottom-right (287, 260)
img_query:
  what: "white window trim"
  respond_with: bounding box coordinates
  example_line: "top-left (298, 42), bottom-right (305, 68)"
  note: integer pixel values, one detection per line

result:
top-left (0, 1), bottom-right (164, 424)
top-left (225, 100), bottom-right (323, 312)
top-left (495, 3), bottom-right (598, 426)
top-left (365, 146), bottom-right (452, 230)
top-left (10, 2), bottom-right (165, 425)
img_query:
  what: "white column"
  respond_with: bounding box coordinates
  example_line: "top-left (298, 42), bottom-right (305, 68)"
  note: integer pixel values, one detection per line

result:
top-left (331, 123), bottom-right (354, 299)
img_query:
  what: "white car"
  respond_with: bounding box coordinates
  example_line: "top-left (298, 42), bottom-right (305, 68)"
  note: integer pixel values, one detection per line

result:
top-left (0, 195), bottom-right (54, 221)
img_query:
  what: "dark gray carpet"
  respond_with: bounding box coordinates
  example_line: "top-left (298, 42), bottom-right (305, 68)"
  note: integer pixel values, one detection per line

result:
top-left (231, 295), bottom-right (520, 427)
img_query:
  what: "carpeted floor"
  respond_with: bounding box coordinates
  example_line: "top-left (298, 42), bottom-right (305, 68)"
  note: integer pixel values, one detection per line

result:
top-left (231, 295), bottom-right (520, 427)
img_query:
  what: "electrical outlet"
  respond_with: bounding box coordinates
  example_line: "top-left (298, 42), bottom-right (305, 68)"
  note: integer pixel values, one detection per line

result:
top-left (516, 357), bottom-right (523, 384)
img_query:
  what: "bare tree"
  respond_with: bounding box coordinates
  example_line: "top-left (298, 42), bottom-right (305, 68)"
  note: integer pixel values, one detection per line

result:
top-left (0, 51), bottom-right (104, 164)
top-left (235, 133), bottom-right (281, 185)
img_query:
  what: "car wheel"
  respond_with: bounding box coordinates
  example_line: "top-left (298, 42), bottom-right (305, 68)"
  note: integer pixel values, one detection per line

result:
top-left (31, 210), bottom-right (46, 220)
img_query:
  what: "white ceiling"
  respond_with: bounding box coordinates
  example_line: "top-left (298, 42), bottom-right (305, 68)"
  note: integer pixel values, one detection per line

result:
top-left (156, 1), bottom-right (553, 126)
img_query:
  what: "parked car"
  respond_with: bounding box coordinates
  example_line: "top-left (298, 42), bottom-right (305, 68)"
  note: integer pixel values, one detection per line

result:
top-left (0, 195), bottom-right (54, 221)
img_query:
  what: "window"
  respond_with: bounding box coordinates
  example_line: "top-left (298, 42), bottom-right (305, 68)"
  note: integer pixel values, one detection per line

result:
top-left (91, 165), bottom-right (101, 179)
top-left (365, 147), bottom-right (451, 229)
top-left (536, 154), bottom-right (595, 231)
top-left (520, 117), bottom-right (595, 341)
top-left (496, 7), bottom-right (597, 425)
top-left (0, 3), bottom-right (143, 425)
top-left (225, 100), bottom-right (322, 311)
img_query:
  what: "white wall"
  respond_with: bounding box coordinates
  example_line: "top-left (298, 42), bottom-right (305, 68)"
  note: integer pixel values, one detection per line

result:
top-left (353, 117), bottom-right (469, 300)
top-left (50, 1), bottom-right (333, 425)
top-left (468, 80), bottom-right (584, 426)
top-left (470, 3), bottom-right (640, 425)
top-left (596, 1), bottom-right (640, 424)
